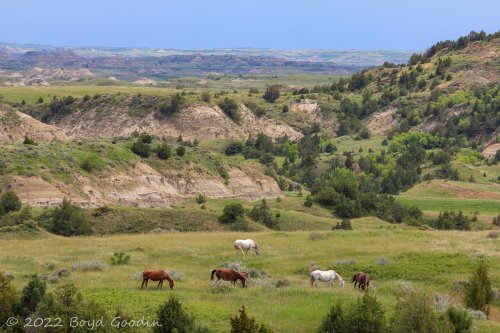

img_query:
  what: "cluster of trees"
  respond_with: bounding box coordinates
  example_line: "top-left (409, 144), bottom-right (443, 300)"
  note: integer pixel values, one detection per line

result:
top-left (219, 200), bottom-right (280, 230)
top-left (157, 93), bottom-right (184, 117)
top-left (430, 210), bottom-right (472, 230)
top-left (0, 191), bottom-right (22, 216)
top-left (318, 291), bottom-right (475, 333)
top-left (218, 97), bottom-right (241, 123)
top-left (39, 198), bottom-right (92, 236)
top-left (131, 133), bottom-right (187, 159)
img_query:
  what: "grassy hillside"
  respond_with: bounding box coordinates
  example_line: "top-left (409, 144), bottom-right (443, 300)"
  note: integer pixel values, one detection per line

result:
top-left (1, 221), bottom-right (499, 332)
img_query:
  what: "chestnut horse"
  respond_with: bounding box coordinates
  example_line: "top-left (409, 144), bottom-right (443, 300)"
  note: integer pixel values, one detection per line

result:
top-left (141, 270), bottom-right (174, 289)
top-left (211, 269), bottom-right (246, 287)
top-left (352, 272), bottom-right (369, 291)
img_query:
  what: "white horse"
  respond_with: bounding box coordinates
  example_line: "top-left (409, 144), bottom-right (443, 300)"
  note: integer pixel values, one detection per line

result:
top-left (309, 270), bottom-right (345, 288)
top-left (234, 239), bottom-right (260, 255)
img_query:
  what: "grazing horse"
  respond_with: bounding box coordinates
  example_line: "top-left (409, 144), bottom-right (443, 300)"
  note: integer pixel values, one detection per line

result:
top-left (309, 270), bottom-right (345, 288)
top-left (211, 269), bottom-right (246, 287)
top-left (141, 270), bottom-right (174, 289)
top-left (234, 239), bottom-right (260, 255)
top-left (352, 272), bottom-right (370, 291)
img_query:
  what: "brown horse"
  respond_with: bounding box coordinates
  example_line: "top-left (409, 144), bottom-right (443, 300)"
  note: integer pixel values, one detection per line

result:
top-left (211, 269), bottom-right (246, 287)
top-left (141, 270), bottom-right (174, 289)
top-left (352, 272), bottom-right (369, 291)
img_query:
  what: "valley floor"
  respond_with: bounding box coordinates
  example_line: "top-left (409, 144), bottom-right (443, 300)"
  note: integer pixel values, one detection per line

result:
top-left (1, 218), bottom-right (499, 332)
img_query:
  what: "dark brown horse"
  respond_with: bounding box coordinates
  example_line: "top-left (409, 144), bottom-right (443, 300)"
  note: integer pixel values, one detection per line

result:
top-left (211, 269), bottom-right (246, 287)
top-left (352, 272), bottom-right (369, 291)
top-left (141, 270), bottom-right (174, 289)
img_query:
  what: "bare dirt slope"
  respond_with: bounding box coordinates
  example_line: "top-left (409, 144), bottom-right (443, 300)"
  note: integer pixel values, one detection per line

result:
top-left (9, 162), bottom-right (282, 208)
top-left (0, 103), bottom-right (67, 142)
top-left (365, 107), bottom-right (400, 135)
top-left (52, 103), bottom-right (302, 141)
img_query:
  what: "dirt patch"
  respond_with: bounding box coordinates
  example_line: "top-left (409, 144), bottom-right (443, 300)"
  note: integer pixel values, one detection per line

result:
top-left (365, 107), bottom-right (400, 135)
top-left (290, 99), bottom-right (321, 121)
top-left (482, 143), bottom-right (500, 158)
top-left (133, 78), bottom-right (157, 86)
top-left (0, 103), bottom-right (68, 142)
top-left (53, 103), bottom-right (302, 141)
top-left (415, 179), bottom-right (500, 200)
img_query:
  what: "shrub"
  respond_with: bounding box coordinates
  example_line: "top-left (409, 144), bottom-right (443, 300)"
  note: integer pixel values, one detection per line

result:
top-left (318, 303), bottom-right (345, 333)
top-left (431, 211), bottom-right (471, 230)
top-left (195, 194), bottom-right (207, 204)
top-left (131, 138), bottom-right (151, 158)
top-left (218, 203), bottom-right (246, 224)
top-left (225, 141), bottom-right (244, 155)
top-left (1, 191), bottom-right (22, 213)
top-left (157, 143), bottom-right (172, 160)
top-left (201, 91), bottom-right (212, 103)
top-left (376, 257), bottom-right (390, 265)
top-left (446, 306), bottom-right (473, 333)
top-left (176, 145), bottom-right (186, 157)
top-left (45, 260), bottom-right (58, 270)
top-left (47, 198), bottom-right (92, 236)
top-left (282, 105), bottom-right (289, 113)
top-left (23, 135), bottom-right (36, 145)
top-left (219, 97), bottom-right (241, 123)
top-left (304, 195), bottom-right (313, 207)
top-left (333, 218), bottom-right (352, 230)
top-left (158, 93), bottom-right (184, 116)
top-left (309, 231), bottom-right (326, 241)
top-left (110, 251), bottom-right (130, 265)
top-left (0, 272), bottom-right (20, 330)
top-left (72, 260), bottom-right (106, 272)
top-left (346, 293), bottom-right (386, 333)
top-left (19, 274), bottom-right (47, 317)
top-left (492, 214), bottom-right (500, 226)
top-left (248, 199), bottom-right (277, 229)
top-left (263, 86), bottom-right (280, 103)
top-left (230, 305), bottom-right (274, 333)
top-left (154, 296), bottom-right (196, 333)
top-left (274, 279), bottom-right (289, 288)
top-left (389, 292), bottom-right (453, 333)
top-left (465, 261), bottom-right (493, 313)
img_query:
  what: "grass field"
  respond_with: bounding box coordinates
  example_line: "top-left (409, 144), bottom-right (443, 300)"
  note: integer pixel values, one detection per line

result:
top-left (1, 219), bottom-right (499, 332)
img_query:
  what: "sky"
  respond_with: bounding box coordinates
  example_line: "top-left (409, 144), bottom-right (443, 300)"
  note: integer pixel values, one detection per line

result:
top-left (1, 0), bottom-right (499, 51)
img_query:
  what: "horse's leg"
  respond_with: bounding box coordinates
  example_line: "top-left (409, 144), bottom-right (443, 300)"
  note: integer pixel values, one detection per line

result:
top-left (141, 278), bottom-right (146, 289)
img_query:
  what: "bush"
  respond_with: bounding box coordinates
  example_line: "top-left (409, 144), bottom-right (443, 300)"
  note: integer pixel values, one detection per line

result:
top-left (219, 97), bottom-right (241, 123)
top-left (218, 203), bottom-right (246, 224)
top-left (23, 135), bottom-right (36, 145)
top-left (304, 195), bottom-right (313, 207)
top-left (195, 194), bottom-right (207, 204)
top-left (110, 251), bottom-right (130, 265)
top-left (282, 105), bottom-right (289, 113)
top-left (0, 272), bottom-right (20, 330)
top-left (176, 145), bottom-right (186, 157)
top-left (389, 292), bottom-right (453, 333)
top-left (157, 143), bottom-right (172, 160)
top-left (19, 274), bottom-right (47, 317)
top-left (201, 91), bottom-right (212, 103)
top-left (446, 306), bottom-right (473, 333)
top-left (230, 305), bottom-right (274, 333)
top-left (263, 86), bottom-right (280, 103)
top-left (131, 138), bottom-right (151, 158)
top-left (225, 141), bottom-right (244, 155)
top-left (154, 296), bottom-right (195, 333)
top-left (158, 93), bottom-right (184, 116)
top-left (47, 198), bottom-right (92, 236)
top-left (1, 191), bottom-right (22, 213)
top-left (431, 211), bottom-right (471, 230)
top-left (309, 231), bottom-right (326, 241)
top-left (465, 261), bottom-right (493, 313)
top-left (492, 214), bottom-right (500, 226)
top-left (318, 303), bottom-right (345, 333)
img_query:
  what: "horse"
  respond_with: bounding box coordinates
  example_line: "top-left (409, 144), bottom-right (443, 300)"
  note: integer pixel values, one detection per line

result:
top-left (352, 272), bottom-right (370, 291)
top-left (141, 270), bottom-right (174, 289)
top-left (234, 239), bottom-right (260, 255)
top-left (211, 269), bottom-right (246, 287)
top-left (309, 270), bottom-right (345, 288)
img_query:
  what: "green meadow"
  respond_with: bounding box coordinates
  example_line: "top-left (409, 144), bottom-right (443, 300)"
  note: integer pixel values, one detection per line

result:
top-left (1, 219), bottom-right (499, 332)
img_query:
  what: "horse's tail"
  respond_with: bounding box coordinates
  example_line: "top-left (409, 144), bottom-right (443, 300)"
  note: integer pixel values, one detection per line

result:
top-left (352, 274), bottom-right (357, 283)
top-left (210, 269), bottom-right (217, 280)
top-left (309, 274), bottom-right (314, 286)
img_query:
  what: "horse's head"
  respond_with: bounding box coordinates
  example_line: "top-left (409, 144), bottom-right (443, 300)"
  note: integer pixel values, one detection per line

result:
top-left (340, 279), bottom-right (345, 288)
top-left (255, 247), bottom-right (260, 255)
top-left (168, 279), bottom-right (174, 289)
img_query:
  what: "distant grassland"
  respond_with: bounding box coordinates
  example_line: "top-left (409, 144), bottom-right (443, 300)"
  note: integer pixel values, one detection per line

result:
top-left (1, 220), bottom-right (499, 332)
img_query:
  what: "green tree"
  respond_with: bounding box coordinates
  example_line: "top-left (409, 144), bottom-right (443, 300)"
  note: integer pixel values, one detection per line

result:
top-left (389, 292), bottom-right (453, 333)
top-left (465, 261), bottom-right (493, 313)
top-left (157, 143), bottom-right (172, 160)
top-left (304, 194), bottom-right (313, 207)
top-left (154, 296), bottom-right (195, 333)
top-left (0, 272), bottom-right (20, 331)
top-left (218, 203), bottom-right (246, 224)
top-left (19, 274), bottom-right (47, 317)
top-left (345, 293), bottom-right (386, 333)
top-left (263, 86), bottom-right (280, 103)
top-left (131, 138), bottom-right (151, 158)
top-left (158, 93), bottom-right (184, 116)
top-left (230, 306), bottom-right (273, 333)
top-left (1, 191), bottom-right (22, 213)
top-left (201, 91), bottom-right (212, 103)
top-left (446, 306), bottom-right (472, 333)
top-left (317, 303), bottom-right (345, 333)
top-left (176, 145), bottom-right (186, 157)
top-left (47, 198), bottom-right (92, 236)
